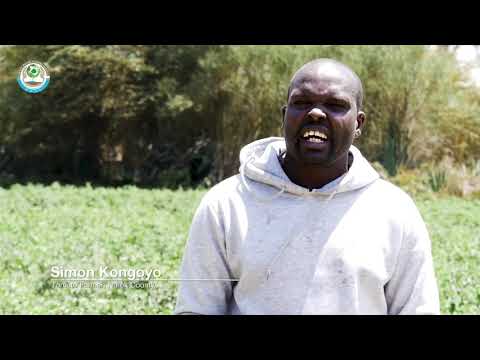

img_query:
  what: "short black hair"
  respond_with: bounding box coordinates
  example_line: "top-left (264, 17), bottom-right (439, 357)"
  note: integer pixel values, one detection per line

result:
top-left (286, 59), bottom-right (364, 111)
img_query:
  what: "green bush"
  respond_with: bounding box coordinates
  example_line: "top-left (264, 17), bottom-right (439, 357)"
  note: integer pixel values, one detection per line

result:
top-left (428, 168), bottom-right (447, 193)
top-left (412, 158), bottom-right (480, 197)
top-left (390, 166), bottom-right (432, 197)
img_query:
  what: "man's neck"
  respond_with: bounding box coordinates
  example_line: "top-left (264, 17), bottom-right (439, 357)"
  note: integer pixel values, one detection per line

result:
top-left (280, 152), bottom-right (352, 190)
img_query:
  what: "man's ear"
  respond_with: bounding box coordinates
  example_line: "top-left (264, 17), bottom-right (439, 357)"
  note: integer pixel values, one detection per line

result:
top-left (356, 111), bottom-right (366, 130)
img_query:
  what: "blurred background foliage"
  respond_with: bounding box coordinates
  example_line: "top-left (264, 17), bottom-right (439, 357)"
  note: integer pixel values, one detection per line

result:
top-left (1, 45), bottom-right (480, 196)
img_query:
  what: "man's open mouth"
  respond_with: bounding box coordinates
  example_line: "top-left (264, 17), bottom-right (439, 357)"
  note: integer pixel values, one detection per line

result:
top-left (301, 129), bottom-right (329, 143)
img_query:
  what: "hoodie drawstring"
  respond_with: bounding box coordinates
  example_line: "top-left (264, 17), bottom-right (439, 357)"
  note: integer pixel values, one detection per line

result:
top-left (237, 138), bottom-right (379, 282)
top-left (265, 187), bottom-right (340, 280)
top-left (239, 146), bottom-right (347, 281)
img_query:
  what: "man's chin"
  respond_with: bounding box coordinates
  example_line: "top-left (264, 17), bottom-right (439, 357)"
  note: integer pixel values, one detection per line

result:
top-left (285, 143), bottom-right (335, 167)
top-left (298, 152), bottom-right (334, 167)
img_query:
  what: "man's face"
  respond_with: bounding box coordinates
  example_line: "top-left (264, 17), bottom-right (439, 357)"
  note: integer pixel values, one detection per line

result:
top-left (283, 63), bottom-right (364, 167)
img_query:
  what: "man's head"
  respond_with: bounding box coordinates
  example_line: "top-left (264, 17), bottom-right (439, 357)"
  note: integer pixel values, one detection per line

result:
top-left (282, 59), bottom-right (366, 167)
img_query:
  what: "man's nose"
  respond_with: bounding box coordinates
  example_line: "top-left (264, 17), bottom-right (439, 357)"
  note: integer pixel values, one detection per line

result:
top-left (307, 107), bottom-right (327, 121)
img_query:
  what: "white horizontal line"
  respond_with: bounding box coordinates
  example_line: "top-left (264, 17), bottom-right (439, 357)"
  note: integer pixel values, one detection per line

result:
top-left (50, 278), bottom-right (240, 282)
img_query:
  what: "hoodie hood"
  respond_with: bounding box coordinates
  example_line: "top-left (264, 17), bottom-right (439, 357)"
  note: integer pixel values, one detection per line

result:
top-left (239, 137), bottom-right (379, 197)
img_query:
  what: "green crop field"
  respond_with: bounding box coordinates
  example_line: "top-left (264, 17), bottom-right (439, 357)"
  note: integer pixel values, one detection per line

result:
top-left (0, 184), bottom-right (478, 314)
top-left (417, 197), bottom-right (480, 314)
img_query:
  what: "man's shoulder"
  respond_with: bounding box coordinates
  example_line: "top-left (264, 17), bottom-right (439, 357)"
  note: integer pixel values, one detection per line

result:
top-left (367, 178), bottom-right (420, 213)
top-left (200, 174), bottom-right (243, 206)
top-left (357, 179), bottom-right (427, 236)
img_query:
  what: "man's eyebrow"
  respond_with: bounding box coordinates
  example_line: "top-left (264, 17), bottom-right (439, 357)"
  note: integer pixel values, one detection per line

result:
top-left (290, 90), bottom-right (350, 102)
top-left (290, 88), bottom-right (316, 98)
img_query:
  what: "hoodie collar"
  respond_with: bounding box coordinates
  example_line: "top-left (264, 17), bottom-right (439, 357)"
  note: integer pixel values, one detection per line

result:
top-left (239, 137), bottom-right (379, 197)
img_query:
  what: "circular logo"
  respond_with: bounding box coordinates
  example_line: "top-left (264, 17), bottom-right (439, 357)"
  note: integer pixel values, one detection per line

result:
top-left (17, 60), bottom-right (50, 93)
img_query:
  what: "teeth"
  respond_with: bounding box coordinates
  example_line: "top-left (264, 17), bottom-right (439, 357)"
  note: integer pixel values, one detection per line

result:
top-left (302, 130), bottom-right (328, 140)
top-left (306, 137), bottom-right (325, 143)
top-left (316, 131), bottom-right (327, 139)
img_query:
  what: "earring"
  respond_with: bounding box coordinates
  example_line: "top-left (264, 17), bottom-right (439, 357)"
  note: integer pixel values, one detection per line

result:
top-left (354, 129), bottom-right (362, 139)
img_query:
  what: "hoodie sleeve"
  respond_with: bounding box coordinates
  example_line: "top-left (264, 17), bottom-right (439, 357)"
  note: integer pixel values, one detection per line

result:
top-left (385, 198), bottom-right (440, 315)
top-left (174, 192), bottom-right (233, 315)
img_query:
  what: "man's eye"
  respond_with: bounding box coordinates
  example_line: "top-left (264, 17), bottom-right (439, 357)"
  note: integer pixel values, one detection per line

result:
top-left (294, 100), bottom-right (310, 106)
top-left (326, 102), bottom-right (347, 110)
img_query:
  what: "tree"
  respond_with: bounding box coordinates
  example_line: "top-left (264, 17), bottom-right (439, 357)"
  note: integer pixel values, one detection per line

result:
top-left (1, 45), bottom-right (479, 184)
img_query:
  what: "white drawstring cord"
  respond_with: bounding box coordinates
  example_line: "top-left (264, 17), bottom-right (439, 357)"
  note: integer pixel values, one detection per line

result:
top-left (264, 186), bottom-right (340, 280)
top-left (239, 148), bottom-right (346, 281)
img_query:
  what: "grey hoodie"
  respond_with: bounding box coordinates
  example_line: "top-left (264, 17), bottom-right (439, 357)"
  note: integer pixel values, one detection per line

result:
top-left (174, 137), bottom-right (440, 315)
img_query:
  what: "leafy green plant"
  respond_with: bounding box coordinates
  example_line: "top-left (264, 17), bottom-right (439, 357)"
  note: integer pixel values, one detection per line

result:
top-left (428, 168), bottom-right (447, 193)
top-left (0, 184), bottom-right (479, 314)
top-left (0, 184), bottom-right (205, 314)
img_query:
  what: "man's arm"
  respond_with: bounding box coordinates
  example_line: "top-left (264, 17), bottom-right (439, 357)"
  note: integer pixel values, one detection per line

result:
top-left (384, 200), bottom-right (440, 315)
top-left (173, 193), bottom-right (233, 315)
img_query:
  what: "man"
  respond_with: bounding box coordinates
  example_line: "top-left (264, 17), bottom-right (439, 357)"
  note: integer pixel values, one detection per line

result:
top-left (174, 59), bottom-right (440, 315)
